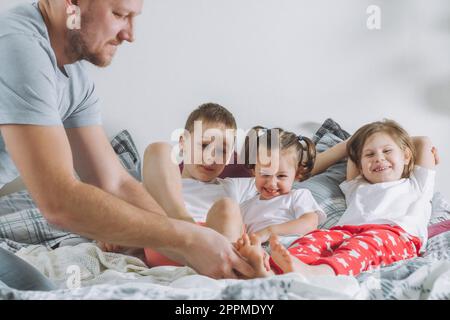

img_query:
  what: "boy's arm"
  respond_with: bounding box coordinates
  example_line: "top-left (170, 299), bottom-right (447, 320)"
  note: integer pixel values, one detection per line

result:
top-left (346, 159), bottom-right (360, 181)
top-left (255, 212), bottom-right (319, 241)
top-left (412, 137), bottom-right (436, 169)
top-left (142, 142), bottom-right (195, 223)
top-left (311, 140), bottom-right (348, 176)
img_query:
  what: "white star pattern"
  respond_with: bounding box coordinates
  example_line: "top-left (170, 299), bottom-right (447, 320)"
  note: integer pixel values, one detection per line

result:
top-left (367, 231), bottom-right (378, 235)
top-left (336, 258), bottom-right (349, 268)
top-left (358, 241), bottom-right (369, 250)
top-left (326, 242), bottom-right (333, 252)
top-left (387, 234), bottom-right (397, 246)
top-left (376, 250), bottom-right (383, 257)
top-left (373, 236), bottom-right (383, 246)
top-left (342, 234), bottom-right (351, 239)
top-left (349, 250), bottom-right (360, 259)
top-left (308, 244), bottom-right (320, 254)
top-left (402, 249), bottom-right (410, 259)
top-left (325, 234), bottom-right (333, 242)
top-left (360, 260), bottom-right (366, 271)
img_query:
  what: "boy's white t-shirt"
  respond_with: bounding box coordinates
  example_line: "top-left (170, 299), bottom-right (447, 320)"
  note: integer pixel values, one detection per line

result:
top-left (338, 165), bottom-right (436, 249)
top-left (240, 189), bottom-right (327, 234)
top-left (182, 177), bottom-right (257, 222)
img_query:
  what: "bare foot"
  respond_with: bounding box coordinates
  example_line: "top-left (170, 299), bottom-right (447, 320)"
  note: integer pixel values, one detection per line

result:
top-left (269, 235), bottom-right (335, 277)
top-left (269, 234), bottom-right (303, 274)
top-left (237, 233), bottom-right (273, 278)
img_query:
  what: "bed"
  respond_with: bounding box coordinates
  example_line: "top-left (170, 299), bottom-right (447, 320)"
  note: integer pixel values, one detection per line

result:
top-left (1, 121), bottom-right (449, 300)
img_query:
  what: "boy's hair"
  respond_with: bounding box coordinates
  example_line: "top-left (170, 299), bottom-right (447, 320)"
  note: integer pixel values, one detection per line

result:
top-left (347, 119), bottom-right (416, 178)
top-left (184, 103), bottom-right (237, 132)
top-left (244, 126), bottom-right (316, 181)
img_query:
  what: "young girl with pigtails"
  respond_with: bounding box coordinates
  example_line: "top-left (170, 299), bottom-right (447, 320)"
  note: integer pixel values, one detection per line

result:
top-left (240, 126), bottom-right (332, 243)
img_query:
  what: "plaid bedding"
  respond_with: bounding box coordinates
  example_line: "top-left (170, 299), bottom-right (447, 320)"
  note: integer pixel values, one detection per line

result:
top-left (0, 129), bottom-right (141, 252)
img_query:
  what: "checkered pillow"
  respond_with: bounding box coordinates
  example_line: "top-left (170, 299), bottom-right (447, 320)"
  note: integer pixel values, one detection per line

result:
top-left (293, 118), bottom-right (350, 229)
top-left (110, 130), bottom-right (142, 181)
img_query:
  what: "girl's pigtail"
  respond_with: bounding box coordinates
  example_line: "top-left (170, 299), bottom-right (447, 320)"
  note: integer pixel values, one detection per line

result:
top-left (297, 135), bottom-right (316, 181)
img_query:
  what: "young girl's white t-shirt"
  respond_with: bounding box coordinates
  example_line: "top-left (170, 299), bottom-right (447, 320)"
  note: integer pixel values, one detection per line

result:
top-left (338, 165), bottom-right (435, 249)
top-left (182, 177), bottom-right (257, 222)
top-left (240, 189), bottom-right (327, 234)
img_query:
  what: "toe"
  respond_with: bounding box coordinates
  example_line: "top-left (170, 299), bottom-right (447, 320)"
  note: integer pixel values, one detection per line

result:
top-left (249, 233), bottom-right (261, 247)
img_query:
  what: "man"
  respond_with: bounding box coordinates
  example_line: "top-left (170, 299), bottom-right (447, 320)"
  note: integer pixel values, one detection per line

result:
top-left (0, 0), bottom-right (253, 290)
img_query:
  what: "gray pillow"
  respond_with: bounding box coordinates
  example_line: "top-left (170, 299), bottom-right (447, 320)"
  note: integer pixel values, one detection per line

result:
top-left (293, 118), bottom-right (350, 229)
top-left (110, 130), bottom-right (142, 181)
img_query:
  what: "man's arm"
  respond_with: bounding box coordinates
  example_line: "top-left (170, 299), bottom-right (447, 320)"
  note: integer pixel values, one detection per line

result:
top-left (0, 125), bottom-right (254, 279)
top-left (1, 124), bottom-right (177, 246)
top-left (65, 126), bottom-right (164, 215)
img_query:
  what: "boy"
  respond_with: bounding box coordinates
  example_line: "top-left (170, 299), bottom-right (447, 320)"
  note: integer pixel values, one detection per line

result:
top-left (144, 103), bottom-right (257, 243)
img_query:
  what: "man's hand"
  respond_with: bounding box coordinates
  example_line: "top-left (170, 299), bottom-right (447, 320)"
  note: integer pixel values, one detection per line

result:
top-left (164, 226), bottom-right (256, 279)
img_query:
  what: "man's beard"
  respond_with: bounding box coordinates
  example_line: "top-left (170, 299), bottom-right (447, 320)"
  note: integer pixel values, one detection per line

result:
top-left (66, 30), bottom-right (112, 68)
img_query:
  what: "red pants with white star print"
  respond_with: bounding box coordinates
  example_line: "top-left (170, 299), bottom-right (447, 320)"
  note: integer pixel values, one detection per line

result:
top-left (269, 224), bottom-right (422, 276)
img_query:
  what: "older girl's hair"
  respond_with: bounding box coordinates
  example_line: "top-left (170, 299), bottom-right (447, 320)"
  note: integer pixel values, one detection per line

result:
top-left (244, 126), bottom-right (316, 181)
top-left (347, 119), bottom-right (416, 178)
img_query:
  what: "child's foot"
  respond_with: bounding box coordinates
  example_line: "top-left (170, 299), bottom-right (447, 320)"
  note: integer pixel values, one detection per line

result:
top-left (269, 234), bottom-right (303, 274)
top-left (237, 233), bottom-right (273, 278)
top-left (269, 235), bottom-right (336, 277)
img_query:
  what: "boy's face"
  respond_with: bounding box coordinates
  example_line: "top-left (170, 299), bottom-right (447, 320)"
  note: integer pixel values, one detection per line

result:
top-left (360, 132), bottom-right (411, 183)
top-left (254, 148), bottom-right (298, 200)
top-left (180, 122), bottom-right (235, 182)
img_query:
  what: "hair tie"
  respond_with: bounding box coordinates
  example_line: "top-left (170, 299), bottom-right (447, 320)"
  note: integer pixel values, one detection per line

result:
top-left (298, 135), bottom-right (304, 142)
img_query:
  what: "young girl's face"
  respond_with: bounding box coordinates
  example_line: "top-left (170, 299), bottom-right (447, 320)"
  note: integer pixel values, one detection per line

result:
top-left (360, 132), bottom-right (411, 183)
top-left (254, 148), bottom-right (299, 200)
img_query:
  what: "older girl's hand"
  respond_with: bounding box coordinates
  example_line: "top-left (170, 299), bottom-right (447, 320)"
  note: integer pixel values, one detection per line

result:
top-left (432, 146), bottom-right (440, 165)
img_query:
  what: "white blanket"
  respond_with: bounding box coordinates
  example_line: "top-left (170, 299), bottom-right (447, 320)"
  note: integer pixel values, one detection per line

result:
top-left (3, 230), bottom-right (449, 300)
top-left (13, 242), bottom-right (362, 299)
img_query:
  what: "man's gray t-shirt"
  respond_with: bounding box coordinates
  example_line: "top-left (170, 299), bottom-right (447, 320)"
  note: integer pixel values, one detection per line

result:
top-left (0, 2), bottom-right (102, 188)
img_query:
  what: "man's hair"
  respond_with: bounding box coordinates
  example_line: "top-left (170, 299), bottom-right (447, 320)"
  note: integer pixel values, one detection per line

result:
top-left (347, 119), bottom-right (416, 178)
top-left (184, 103), bottom-right (237, 132)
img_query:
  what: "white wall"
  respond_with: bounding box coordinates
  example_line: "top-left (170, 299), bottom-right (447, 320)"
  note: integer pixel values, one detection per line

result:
top-left (1, 0), bottom-right (450, 199)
